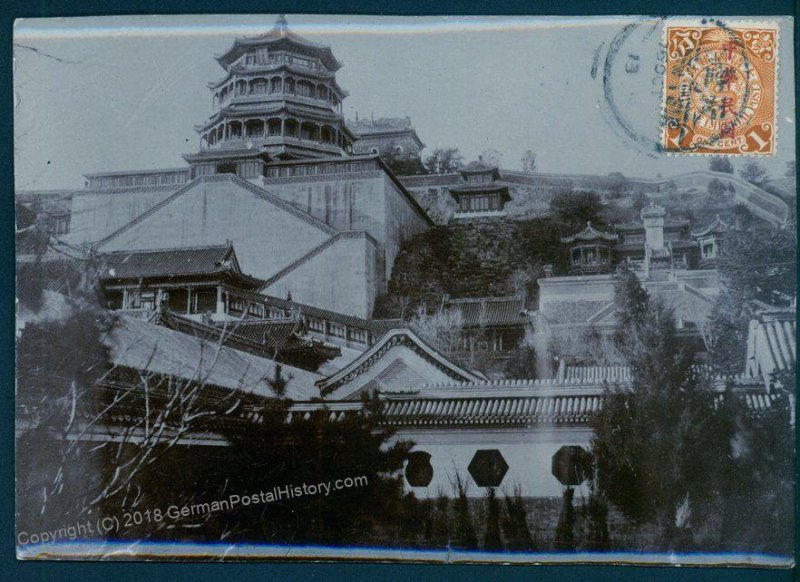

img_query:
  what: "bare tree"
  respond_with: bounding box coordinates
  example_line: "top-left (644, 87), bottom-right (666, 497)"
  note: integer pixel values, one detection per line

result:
top-left (408, 304), bottom-right (465, 363)
top-left (521, 149), bottom-right (536, 174)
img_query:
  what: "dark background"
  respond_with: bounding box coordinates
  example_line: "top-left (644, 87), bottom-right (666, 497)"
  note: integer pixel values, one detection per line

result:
top-left (2, 0), bottom-right (797, 580)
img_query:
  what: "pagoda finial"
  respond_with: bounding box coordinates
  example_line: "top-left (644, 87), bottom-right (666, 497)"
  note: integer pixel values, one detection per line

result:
top-left (276, 14), bottom-right (288, 35)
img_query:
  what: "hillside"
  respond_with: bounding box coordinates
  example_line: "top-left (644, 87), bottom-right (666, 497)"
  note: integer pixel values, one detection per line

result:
top-left (375, 182), bottom-right (773, 320)
top-left (373, 217), bottom-right (570, 319)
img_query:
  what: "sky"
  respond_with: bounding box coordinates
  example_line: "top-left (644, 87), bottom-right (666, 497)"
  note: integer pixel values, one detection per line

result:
top-left (13, 14), bottom-right (796, 191)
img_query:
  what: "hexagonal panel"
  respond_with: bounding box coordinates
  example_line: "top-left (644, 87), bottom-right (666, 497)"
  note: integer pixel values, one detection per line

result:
top-left (552, 445), bottom-right (592, 486)
top-left (405, 451), bottom-right (433, 487)
top-left (468, 449), bottom-right (509, 487)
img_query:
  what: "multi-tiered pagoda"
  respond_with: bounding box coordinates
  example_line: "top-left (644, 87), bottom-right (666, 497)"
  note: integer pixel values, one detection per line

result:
top-left (184, 15), bottom-right (356, 179)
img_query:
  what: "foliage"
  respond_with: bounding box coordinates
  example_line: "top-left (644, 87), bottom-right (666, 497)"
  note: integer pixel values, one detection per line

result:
top-left (591, 267), bottom-right (736, 547)
top-left (716, 386), bottom-right (795, 554)
top-left (738, 160), bottom-right (767, 186)
top-left (554, 487), bottom-right (576, 550)
top-left (709, 156), bottom-right (734, 174)
top-left (705, 222), bottom-right (796, 373)
top-left (483, 487), bottom-right (503, 550)
top-left (584, 478), bottom-right (610, 550)
top-left (423, 147), bottom-right (464, 174)
top-left (501, 485), bottom-right (535, 551)
top-left (503, 342), bottom-right (537, 379)
top-left (374, 219), bottom-right (568, 319)
top-left (379, 143), bottom-right (428, 176)
top-left (479, 148), bottom-right (503, 168)
top-left (607, 172), bottom-right (627, 197)
top-left (549, 190), bottom-right (604, 228)
top-left (706, 178), bottom-right (728, 202)
top-left (429, 493), bottom-right (451, 547)
top-left (407, 304), bottom-right (465, 362)
top-left (220, 391), bottom-right (413, 546)
top-left (451, 472), bottom-right (478, 549)
top-left (521, 149), bottom-right (537, 173)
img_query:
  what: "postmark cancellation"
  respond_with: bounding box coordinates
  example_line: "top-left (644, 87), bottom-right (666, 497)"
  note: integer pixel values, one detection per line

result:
top-left (662, 21), bottom-right (778, 156)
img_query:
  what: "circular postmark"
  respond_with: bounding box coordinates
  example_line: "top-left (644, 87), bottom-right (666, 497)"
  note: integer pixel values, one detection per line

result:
top-left (597, 19), bottom-right (666, 158)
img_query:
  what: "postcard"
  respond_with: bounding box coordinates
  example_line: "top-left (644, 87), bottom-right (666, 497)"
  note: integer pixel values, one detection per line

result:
top-left (14, 14), bottom-right (796, 565)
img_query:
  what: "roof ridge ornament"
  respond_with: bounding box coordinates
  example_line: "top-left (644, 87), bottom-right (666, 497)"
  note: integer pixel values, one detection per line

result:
top-left (276, 14), bottom-right (289, 35)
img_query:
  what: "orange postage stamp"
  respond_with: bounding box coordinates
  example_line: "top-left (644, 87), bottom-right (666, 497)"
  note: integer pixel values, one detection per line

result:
top-left (662, 22), bottom-right (778, 155)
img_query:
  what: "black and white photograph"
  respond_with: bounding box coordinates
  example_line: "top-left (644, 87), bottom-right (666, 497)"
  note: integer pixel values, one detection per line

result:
top-left (13, 14), bottom-right (796, 564)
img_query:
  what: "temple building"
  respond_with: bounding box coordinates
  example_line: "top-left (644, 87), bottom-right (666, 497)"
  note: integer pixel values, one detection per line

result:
top-left (536, 204), bottom-right (727, 375)
top-left (561, 222), bottom-right (618, 275)
top-left (186, 14), bottom-right (356, 178)
top-left (446, 297), bottom-right (529, 359)
top-left (96, 242), bottom-right (400, 355)
top-left (349, 116), bottom-right (425, 157)
top-left (692, 214), bottom-right (729, 269)
top-left (448, 158), bottom-right (512, 219)
top-left (50, 17), bottom-right (430, 320)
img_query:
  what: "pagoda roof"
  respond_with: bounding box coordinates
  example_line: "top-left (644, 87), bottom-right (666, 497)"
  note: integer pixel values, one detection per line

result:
top-left (182, 148), bottom-right (270, 163)
top-left (446, 297), bottom-right (528, 327)
top-left (208, 63), bottom-right (348, 97)
top-left (194, 103), bottom-right (352, 136)
top-left (100, 243), bottom-right (265, 289)
top-left (215, 16), bottom-right (342, 72)
top-left (349, 122), bottom-right (425, 149)
top-left (692, 214), bottom-right (730, 238)
top-left (448, 182), bottom-right (512, 199)
top-left (561, 222), bottom-right (618, 244)
top-left (459, 159), bottom-right (500, 179)
top-left (107, 312), bottom-right (322, 399)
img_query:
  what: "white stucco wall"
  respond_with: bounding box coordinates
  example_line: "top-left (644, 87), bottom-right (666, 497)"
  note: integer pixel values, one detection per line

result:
top-left (98, 178), bottom-right (331, 282)
top-left (262, 169), bottom-right (429, 279)
top-left (394, 426), bottom-right (593, 499)
top-left (263, 234), bottom-right (382, 319)
top-left (67, 187), bottom-right (179, 245)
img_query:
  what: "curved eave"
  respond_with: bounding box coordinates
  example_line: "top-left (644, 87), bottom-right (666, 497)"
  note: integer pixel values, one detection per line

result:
top-left (182, 149), bottom-right (269, 163)
top-left (448, 184), bottom-right (512, 202)
top-left (194, 103), bottom-right (347, 133)
top-left (315, 328), bottom-right (480, 394)
top-left (215, 34), bottom-right (342, 72)
top-left (352, 128), bottom-right (425, 149)
top-left (207, 63), bottom-right (346, 95)
top-left (561, 234), bottom-right (618, 244)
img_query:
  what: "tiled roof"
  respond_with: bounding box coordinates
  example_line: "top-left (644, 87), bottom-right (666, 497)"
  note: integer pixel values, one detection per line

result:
top-left (561, 222), bottom-right (618, 244)
top-left (215, 17), bottom-right (340, 71)
top-left (106, 314), bottom-right (322, 400)
top-left (692, 214), bottom-right (729, 238)
top-left (229, 319), bottom-right (302, 350)
top-left (102, 244), bottom-right (241, 279)
top-left (348, 117), bottom-right (413, 133)
top-left (561, 365), bottom-right (632, 383)
top-left (448, 183), bottom-right (512, 199)
top-left (383, 394), bottom-right (601, 426)
top-left (316, 328), bottom-right (482, 397)
top-left (250, 291), bottom-right (402, 334)
top-left (745, 301), bottom-right (796, 382)
top-left (461, 160), bottom-right (498, 173)
top-left (381, 388), bottom-right (782, 427)
top-left (447, 297), bottom-right (528, 327)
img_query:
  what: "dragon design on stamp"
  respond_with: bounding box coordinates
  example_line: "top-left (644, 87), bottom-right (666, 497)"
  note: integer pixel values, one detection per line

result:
top-left (662, 23), bottom-right (777, 155)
